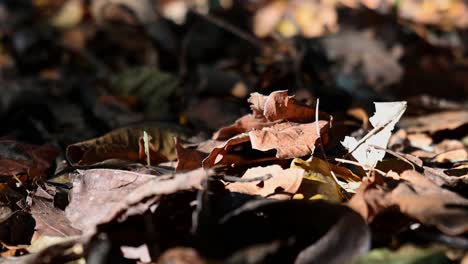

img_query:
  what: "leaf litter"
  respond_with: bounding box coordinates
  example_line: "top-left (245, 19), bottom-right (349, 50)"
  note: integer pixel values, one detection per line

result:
top-left (0, 2), bottom-right (468, 263)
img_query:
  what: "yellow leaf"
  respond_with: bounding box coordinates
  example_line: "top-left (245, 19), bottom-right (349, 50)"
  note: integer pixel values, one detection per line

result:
top-left (291, 157), bottom-right (361, 202)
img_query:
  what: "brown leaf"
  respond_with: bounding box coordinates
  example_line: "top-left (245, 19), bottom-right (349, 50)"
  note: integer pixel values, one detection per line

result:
top-left (66, 127), bottom-right (179, 166)
top-left (202, 134), bottom-right (251, 168)
top-left (99, 168), bottom-right (213, 226)
top-left (249, 121), bottom-right (328, 159)
top-left (0, 140), bottom-right (58, 180)
top-left (30, 186), bottom-right (82, 239)
top-left (395, 170), bottom-right (468, 235)
top-left (175, 140), bottom-right (210, 172)
top-left (213, 114), bottom-right (277, 141)
top-left (225, 165), bottom-right (304, 199)
top-left (400, 110), bottom-right (468, 133)
top-left (348, 170), bottom-right (468, 235)
top-left (248, 90), bottom-right (317, 123)
top-left (65, 169), bottom-right (156, 233)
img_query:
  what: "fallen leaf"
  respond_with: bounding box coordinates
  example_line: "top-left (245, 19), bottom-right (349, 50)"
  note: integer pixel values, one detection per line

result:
top-left (399, 110), bottom-right (468, 133)
top-left (65, 169), bottom-right (156, 233)
top-left (348, 170), bottom-right (468, 235)
top-left (175, 141), bottom-right (209, 172)
top-left (249, 121), bottom-right (328, 159)
top-left (202, 134), bottom-right (250, 168)
top-left (0, 140), bottom-right (58, 181)
top-left (98, 168), bottom-right (213, 226)
top-left (342, 101), bottom-right (407, 168)
top-left (66, 127), bottom-right (180, 166)
top-left (225, 164), bottom-right (304, 199)
top-left (30, 186), bottom-right (81, 239)
top-left (291, 158), bottom-right (343, 202)
top-left (213, 114), bottom-right (277, 141)
top-left (247, 90), bottom-right (318, 123)
top-left (292, 157), bottom-right (361, 201)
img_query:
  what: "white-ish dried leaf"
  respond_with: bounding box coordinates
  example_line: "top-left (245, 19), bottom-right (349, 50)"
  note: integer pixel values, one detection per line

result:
top-left (341, 102), bottom-right (407, 168)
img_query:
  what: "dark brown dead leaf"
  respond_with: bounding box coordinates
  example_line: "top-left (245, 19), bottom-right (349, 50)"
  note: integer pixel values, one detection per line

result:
top-left (30, 186), bottom-right (81, 240)
top-left (0, 140), bottom-right (58, 180)
top-left (66, 127), bottom-right (180, 166)
top-left (225, 165), bottom-right (304, 199)
top-left (175, 141), bottom-right (208, 172)
top-left (202, 134), bottom-right (250, 168)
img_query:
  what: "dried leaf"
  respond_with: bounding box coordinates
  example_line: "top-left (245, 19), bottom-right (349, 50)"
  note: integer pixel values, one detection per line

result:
top-left (0, 140), bottom-right (58, 180)
top-left (213, 114), bottom-right (276, 141)
top-left (100, 168), bottom-right (213, 225)
top-left (400, 110), bottom-right (468, 133)
top-left (250, 121), bottom-right (328, 159)
top-left (247, 90), bottom-right (318, 123)
top-left (342, 102), bottom-right (407, 168)
top-left (291, 158), bottom-right (343, 202)
top-left (65, 169), bottom-right (156, 233)
top-left (348, 170), bottom-right (468, 235)
top-left (30, 187), bottom-right (82, 239)
top-left (225, 165), bottom-right (304, 199)
top-left (66, 127), bottom-right (180, 166)
top-left (202, 134), bottom-right (250, 168)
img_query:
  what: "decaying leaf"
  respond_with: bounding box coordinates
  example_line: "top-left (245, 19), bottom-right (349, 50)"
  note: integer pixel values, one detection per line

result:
top-left (250, 121), bottom-right (328, 159)
top-left (399, 110), bottom-right (468, 133)
top-left (98, 168), bottom-right (213, 226)
top-left (0, 140), bottom-right (58, 180)
top-left (342, 102), bottom-right (407, 168)
top-left (30, 186), bottom-right (81, 239)
top-left (225, 164), bottom-right (304, 199)
top-left (66, 127), bottom-right (180, 166)
top-left (292, 157), bottom-right (361, 201)
top-left (248, 90), bottom-right (319, 123)
top-left (65, 169), bottom-right (156, 233)
top-left (348, 170), bottom-right (468, 236)
top-left (213, 90), bottom-right (326, 141)
top-left (213, 114), bottom-right (277, 141)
